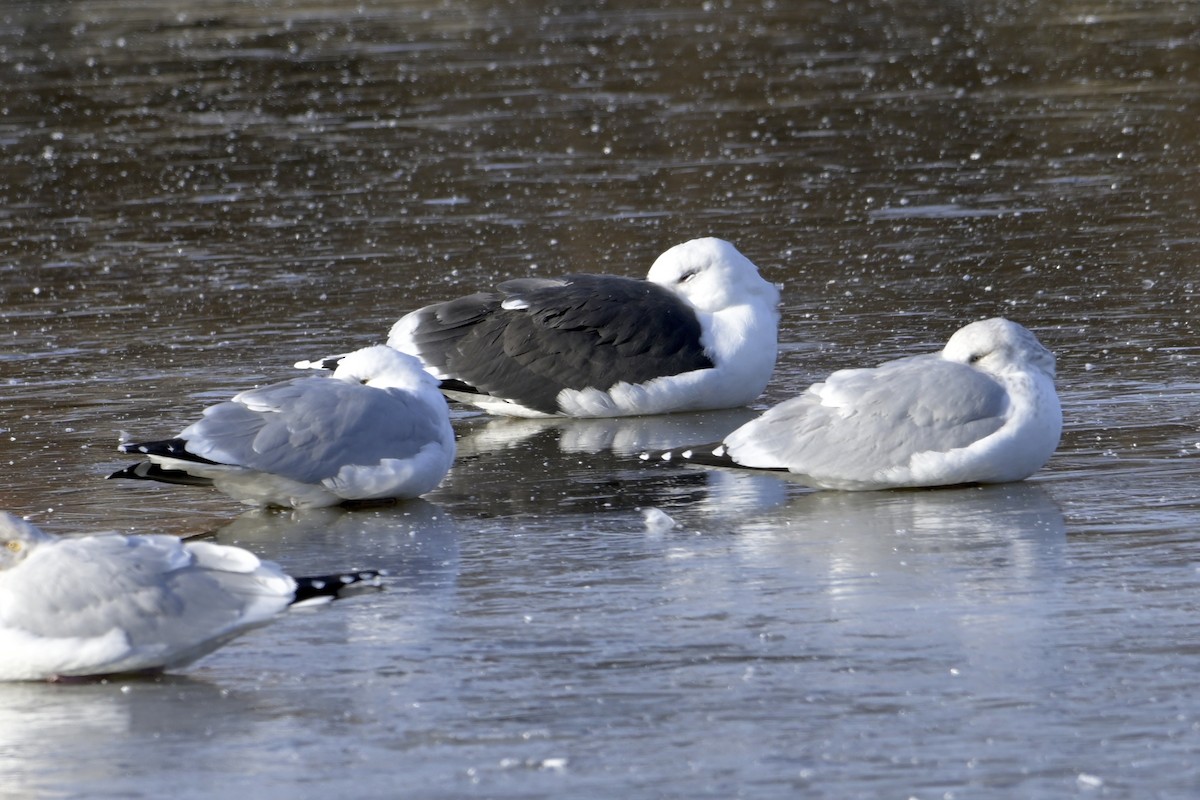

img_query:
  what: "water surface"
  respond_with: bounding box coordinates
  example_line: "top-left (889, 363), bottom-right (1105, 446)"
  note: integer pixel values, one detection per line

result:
top-left (2, 0), bottom-right (1199, 797)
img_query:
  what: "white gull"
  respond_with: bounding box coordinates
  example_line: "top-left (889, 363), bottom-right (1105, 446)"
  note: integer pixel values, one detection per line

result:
top-left (0, 512), bottom-right (380, 681)
top-left (642, 318), bottom-right (1062, 490)
top-left (111, 345), bottom-right (455, 508)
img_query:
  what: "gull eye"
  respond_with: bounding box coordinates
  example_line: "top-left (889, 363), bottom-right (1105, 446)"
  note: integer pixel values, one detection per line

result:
top-left (968, 352), bottom-right (985, 364)
top-left (5, 541), bottom-right (20, 553)
top-left (679, 270), bottom-right (698, 284)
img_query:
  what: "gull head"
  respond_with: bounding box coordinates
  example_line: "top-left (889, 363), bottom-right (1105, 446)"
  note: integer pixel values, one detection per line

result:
top-left (332, 345), bottom-right (438, 392)
top-left (942, 317), bottom-right (1057, 380)
top-left (0, 512), bottom-right (53, 570)
top-left (646, 237), bottom-right (779, 314)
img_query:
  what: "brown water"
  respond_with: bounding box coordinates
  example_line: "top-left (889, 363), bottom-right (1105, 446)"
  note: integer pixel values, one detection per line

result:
top-left (2, 0), bottom-right (1199, 797)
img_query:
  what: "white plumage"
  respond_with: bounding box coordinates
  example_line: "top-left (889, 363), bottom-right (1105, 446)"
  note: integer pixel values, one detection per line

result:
top-left (112, 345), bottom-right (455, 508)
top-left (645, 318), bottom-right (1062, 490)
top-left (0, 513), bottom-right (376, 681)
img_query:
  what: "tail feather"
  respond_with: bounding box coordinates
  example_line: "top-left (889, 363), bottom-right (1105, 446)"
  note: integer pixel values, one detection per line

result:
top-left (291, 570), bottom-right (386, 606)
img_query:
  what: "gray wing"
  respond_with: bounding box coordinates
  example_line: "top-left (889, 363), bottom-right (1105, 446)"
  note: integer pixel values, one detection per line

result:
top-left (3, 535), bottom-right (289, 652)
top-left (393, 274), bottom-right (712, 414)
top-left (725, 356), bottom-right (1008, 475)
top-left (183, 377), bottom-right (448, 484)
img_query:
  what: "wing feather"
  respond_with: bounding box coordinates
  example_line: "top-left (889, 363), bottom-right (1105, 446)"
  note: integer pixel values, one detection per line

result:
top-left (181, 379), bottom-right (447, 484)
top-left (392, 275), bottom-right (713, 414)
top-left (726, 356), bottom-right (1008, 479)
top-left (1, 536), bottom-right (292, 654)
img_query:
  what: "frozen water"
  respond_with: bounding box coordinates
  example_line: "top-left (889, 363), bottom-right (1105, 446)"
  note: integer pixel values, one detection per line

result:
top-left (2, 0), bottom-right (1199, 797)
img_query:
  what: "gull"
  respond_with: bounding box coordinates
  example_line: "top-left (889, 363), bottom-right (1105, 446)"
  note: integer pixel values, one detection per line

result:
top-left (0, 512), bottom-right (380, 681)
top-left (111, 345), bottom-right (455, 508)
top-left (379, 237), bottom-right (780, 417)
top-left (642, 318), bottom-right (1061, 489)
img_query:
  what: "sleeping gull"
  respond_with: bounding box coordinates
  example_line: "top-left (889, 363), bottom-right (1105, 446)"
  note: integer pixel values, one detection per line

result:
top-left (0, 512), bottom-right (381, 681)
top-left (377, 237), bottom-right (780, 417)
top-left (641, 318), bottom-right (1061, 489)
top-left (110, 345), bottom-right (455, 508)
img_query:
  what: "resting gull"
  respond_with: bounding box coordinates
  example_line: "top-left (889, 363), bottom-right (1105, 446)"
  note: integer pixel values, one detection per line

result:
top-left (380, 237), bottom-right (780, 417)
top-left (641, 318), bottom-right (1061, 490)
top-left (111, 345), bottom-right (455, 508)
top-left (0, 512), bottom-right (381, 681)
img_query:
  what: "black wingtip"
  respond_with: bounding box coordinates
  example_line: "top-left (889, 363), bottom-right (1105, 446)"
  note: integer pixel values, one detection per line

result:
top-left (291, 569), bottom-right (387, 605)
top-left (639, 443), bottom-right (794, 478)
top-left (107, 461), bottom-right (215, 487)
top-left (639, 441), bottom-right (742, 468)
top-left (438, 377), bottom-right (484, 395)
top-left (117, 438), bottom-right (220, 465)
top-left (294, 355), bottom-right (344, 371)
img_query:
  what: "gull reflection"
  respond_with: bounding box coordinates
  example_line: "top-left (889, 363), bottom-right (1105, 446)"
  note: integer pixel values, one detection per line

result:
top-left (728, 483), bottom-right (1066, 592)
top-left (727, 482), bottom-right (1069, 686)
top-left (453, 407), bottom-right (760, 458)
top-left (0, 678), bottom-right (266, 793)
top-left (212, 501), bottom-right (460, 661)
top-left (433, 409), bottom-right (788, 520)
top-left (212, 499), bottom-right (459, 583)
